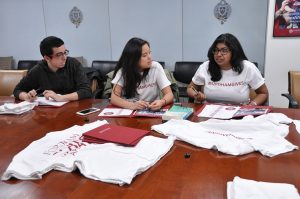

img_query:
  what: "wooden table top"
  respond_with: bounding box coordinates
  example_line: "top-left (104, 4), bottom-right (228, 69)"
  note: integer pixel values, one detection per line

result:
top-left (0, 97), bottom-right (300, 199)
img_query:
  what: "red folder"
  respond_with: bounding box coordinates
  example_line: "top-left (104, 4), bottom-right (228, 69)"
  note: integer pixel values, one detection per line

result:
top-left (82, 124), bottom-right (150, 146)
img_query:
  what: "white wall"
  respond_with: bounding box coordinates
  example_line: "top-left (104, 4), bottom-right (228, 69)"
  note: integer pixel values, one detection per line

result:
top-left (265, 1), bottom-right (300, 107)
top-left (0, 0), bottom-right (268, 70)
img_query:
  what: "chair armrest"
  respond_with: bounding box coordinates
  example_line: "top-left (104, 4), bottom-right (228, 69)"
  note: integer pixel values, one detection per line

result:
top-left (281, 93), bottom-right (298, 108)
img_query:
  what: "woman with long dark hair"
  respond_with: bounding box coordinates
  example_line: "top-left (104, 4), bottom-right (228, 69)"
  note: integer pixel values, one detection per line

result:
top-left (111, 37), bottom-right (174, 110)
top-left (187, 33), bottom-right (268, 105)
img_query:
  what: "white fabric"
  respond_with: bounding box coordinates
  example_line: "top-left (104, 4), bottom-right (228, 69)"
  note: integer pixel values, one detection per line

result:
top-left (111, 61), bottom-right (171, 102)
top-left (1, 120), bottom-right (175, 185)
top-left (0, 101), bottom-right (35, 114)
top-left (192, 60), bottom-right (265, 104)
top-left (152, 113), bottom-right (298, 157)
top-left (293, 120), bottom-right (300, 134)
top-left (227, 176), bottom-right (300, 199)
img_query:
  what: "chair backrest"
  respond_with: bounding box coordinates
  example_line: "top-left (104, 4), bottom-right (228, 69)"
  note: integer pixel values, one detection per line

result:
top-left (288, 71), bottom-right (300, 106)
top-left (157, 61), bottom-right (165, 68)
top-left (0, 70), bottom-right (27, 96)
top-left (91, 60), bottom-right (118, 79)
top-left (0, 56), bottom-right (13, 70)
top-left (74, 56), bottom-right (84, 66)
top-left (17, 60), bottom-right (39, 71)
top-left (173, 61), bottom-right (202, 84)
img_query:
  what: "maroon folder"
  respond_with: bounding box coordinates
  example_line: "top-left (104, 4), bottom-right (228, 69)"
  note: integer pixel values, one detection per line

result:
top-left (82, 124), bottom-right (150, 146)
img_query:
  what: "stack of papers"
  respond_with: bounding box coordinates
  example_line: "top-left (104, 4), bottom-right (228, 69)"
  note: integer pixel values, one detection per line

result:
top-left (162, 105), bottom-right (193, 121)
top-left (82, 124), bottom-right (150, 146)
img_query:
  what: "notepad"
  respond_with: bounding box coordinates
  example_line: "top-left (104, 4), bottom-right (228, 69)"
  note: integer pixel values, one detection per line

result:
top-left (35, 97), bottom-right (68, 107)
top-left (82, 124), bottom-right (150, 146)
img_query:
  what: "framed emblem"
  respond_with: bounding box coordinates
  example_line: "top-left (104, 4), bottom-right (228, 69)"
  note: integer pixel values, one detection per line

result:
top-left (69, 6), bottom-right (83, 28)
top-left (214, 0), bottom-right (232, 24)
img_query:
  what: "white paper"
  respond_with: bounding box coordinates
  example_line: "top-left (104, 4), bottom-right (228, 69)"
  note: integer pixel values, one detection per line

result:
top-left (197, 104), bottom-right (240, 119)
top-left (35, 97), bottom-right (68, 107)
top-left (98, 108), bottom-right (133, 117)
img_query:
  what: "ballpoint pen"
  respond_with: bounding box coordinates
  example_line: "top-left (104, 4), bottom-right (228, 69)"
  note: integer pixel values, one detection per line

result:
top-left (191, 86), bottom-right (198, 93)
top-left (36, 88), bottom-right (44, 96)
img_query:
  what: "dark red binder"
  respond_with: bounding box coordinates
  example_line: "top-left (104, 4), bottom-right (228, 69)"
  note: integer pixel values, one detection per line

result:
top-left (82, 124), bottom-right (150, 146)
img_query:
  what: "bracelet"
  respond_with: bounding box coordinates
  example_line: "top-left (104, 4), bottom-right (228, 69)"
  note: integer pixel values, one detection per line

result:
top-left (250, 101), bottom-right (257, 106)
top-left (162, 99), bottom-right (167, 106)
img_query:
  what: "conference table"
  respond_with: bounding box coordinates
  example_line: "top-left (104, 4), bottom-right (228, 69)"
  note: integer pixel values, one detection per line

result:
top-left (0, 97), bottom-right (300, 199)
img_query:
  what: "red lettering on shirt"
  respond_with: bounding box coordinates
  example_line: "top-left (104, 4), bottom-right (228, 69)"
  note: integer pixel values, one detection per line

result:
top-left (208, 81), bottom-right (244, 87)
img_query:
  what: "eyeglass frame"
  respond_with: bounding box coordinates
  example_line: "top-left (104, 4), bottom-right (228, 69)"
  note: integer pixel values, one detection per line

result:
top-left (50, 49), bottom-right (70, 59)
top-left (212, 48), bottom-right (230, 56)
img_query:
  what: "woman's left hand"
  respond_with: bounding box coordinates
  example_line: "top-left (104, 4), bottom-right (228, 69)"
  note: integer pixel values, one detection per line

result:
top-left (148, 100), bottom-right (164, 111)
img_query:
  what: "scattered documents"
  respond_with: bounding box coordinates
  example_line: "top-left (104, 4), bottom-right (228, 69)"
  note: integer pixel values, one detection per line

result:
top-left (197, 104), bottom-right (271, 119)
top-left (98, 106), bottom-right (168, 118)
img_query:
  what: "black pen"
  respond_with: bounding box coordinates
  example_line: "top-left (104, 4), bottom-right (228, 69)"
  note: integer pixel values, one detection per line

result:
top-left (191, 86), bottom-right (198, 93)
top-left (36, 88), bottom-right (44, 96)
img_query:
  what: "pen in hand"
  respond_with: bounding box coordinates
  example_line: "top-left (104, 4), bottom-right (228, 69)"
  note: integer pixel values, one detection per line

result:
top-left (191, 86), bottom-right (198, 94)
top-left (35, 88), bottom-right (44, 97)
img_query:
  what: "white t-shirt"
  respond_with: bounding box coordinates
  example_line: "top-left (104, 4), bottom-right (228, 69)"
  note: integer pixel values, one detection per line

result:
top-left (2, 120), bottom-right (175, 185)
top-left (152, 113), bottom-right (298, 157)
top-left (192, 60), bottom-right (265, 104)
top-left (111, 61), bottom-right (171, 102)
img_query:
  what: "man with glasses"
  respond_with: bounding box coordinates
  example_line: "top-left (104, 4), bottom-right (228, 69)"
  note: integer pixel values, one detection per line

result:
top-left (14, 36), bottom-right (92, 102)
top-left (187, 33), bottom-right (268, 105)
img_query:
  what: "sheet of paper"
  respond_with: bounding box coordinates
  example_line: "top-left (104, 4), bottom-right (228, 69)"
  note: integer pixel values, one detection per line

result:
top-left (98, 108), bottom-right (133, 117)
top-left (197, 104), bottom-right (240, 119)
top-left (36, 97), bottom-right (68, 107)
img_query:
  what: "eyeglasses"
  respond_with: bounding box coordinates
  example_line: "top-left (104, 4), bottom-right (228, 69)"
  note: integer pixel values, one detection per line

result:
top-left (212, 48), bottom-right (230, 55)
top-left (51, 50), bottom-right (69, 59)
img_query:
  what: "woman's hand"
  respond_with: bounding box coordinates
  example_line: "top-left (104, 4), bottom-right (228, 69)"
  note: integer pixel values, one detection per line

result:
top-left (148, 99), bottom-right (165, 111)
top-left (131, 100), bottom-right (149, 110)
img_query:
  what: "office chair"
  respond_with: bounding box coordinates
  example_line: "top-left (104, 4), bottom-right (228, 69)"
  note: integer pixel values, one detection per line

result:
top-left (173, 61), bottom-right (202, 101)
top-left (0, 56), bottom-right (13, 70)
top-left (91, 61), bottom-right (118, 98)
top-left (17, 60), bottom-right (39, 71)
top-left (281, 71), bottom-right (300, 108)
top-left (0, 70), bottom-right (27, 96)
top-left (91, 60), bottom-right (118, 79)
top-left (74, 56), bottom-right (84, 66)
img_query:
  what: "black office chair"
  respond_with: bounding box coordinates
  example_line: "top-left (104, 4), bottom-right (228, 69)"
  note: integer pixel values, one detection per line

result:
top-left (91, 60), bottom-right (118, 79)
top-left (157, 61), bottom-right (165, 68)
top-left (281, 71), bottom-right (300, 108)
top-left (17, 60), bottom-right (39, 71)
top-left (173, 61), bottom-right (202, 101)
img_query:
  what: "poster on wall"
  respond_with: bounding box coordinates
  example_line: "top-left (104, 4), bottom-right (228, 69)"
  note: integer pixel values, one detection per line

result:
top-left (273, 0), bottom-right (300, 37)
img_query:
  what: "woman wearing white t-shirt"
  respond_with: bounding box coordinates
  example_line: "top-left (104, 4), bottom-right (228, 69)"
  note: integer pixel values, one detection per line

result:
top-left (111, 37), bottom-right (174, 110)
top-left (187, 33), bottom-right (268, 105)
